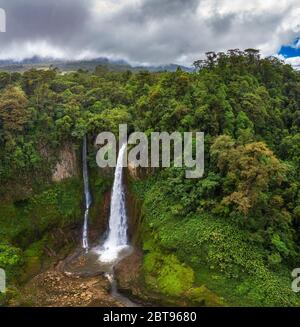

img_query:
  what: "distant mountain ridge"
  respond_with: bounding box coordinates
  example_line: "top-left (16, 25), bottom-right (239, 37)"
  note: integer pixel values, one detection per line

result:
top-left (0, 56), bottom-right (194, 73)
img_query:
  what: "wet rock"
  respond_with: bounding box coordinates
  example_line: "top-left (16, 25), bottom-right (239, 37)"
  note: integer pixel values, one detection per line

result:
top-left (115, 250), bottom-right (143, 291)
top-left (114, 250), bottom-right (154, 305)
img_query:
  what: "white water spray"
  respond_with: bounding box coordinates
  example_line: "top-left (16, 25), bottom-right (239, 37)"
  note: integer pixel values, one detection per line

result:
top-left (82, 135), bottom-right (91, 252)
top-left (97, 143), bottom-right (130, 263)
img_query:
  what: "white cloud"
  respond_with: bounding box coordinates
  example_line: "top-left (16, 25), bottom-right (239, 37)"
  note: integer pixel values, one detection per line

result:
top-left (286, 56), bottom-right (300, 69)
top-left (275, 54), bottom-right (300, 70)
top-left (0, 0), bottom-right (299, 65)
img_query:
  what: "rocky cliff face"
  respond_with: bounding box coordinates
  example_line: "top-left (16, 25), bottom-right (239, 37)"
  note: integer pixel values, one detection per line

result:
top-left (127, 163), bottom-right (155, 181)
top-left (52, 144), bottom-right (78, 182)
top-left (125, 182), bottom-right (142, 246)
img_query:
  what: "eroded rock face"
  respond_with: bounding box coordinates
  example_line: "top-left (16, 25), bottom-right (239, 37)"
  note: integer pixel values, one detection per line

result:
top-left (127, 165), bottom-right (155, 180)
top-left (127, 162), bottom-right (139, 180)
top-left (114, 250), bottom-right (182, 306)
top-left (115, 250), bottom-right (144, 297)
top-left (125, 184), bottom-right (142, 246)
top-left (52, 144), bottom-right (78, 182)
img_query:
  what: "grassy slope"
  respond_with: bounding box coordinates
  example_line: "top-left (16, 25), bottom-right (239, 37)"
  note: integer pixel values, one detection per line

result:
top-left (130, 174), bottom-right (300, 307)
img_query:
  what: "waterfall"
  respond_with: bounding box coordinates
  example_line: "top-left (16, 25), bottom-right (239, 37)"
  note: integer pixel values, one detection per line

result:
top-left (82, 135), bottom-right (91, 252)
top-left (97, 143), bottom-right (130, 263)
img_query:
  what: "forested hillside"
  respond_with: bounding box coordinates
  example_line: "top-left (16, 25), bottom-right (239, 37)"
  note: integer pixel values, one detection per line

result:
top-left (1, 49), bottom-right (300, 306)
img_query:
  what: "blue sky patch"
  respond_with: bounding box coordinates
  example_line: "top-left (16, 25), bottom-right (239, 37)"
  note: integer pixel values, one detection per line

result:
top-left (279, 38), bottom-right (300, 58)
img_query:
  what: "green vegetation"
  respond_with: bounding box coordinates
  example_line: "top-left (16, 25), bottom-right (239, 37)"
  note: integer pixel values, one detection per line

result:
top-left (1, 49), bottom-right (300, 306)
top-left (0, 179), bottom-right (82, 272)
top-left (133, 174), bottom-right (299, 305)
top-left (128, 50), bottom-right (300, 306)
top-left (143, 236), bottom-right (195, 298)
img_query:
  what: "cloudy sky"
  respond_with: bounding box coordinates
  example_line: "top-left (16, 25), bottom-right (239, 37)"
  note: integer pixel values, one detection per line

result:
top-left (0, 0), bottom-right (299, 67)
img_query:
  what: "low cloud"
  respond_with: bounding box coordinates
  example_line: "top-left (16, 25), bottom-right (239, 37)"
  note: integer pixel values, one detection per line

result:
top-left (0, 0), bottom-right (299, 66)
top-left (286, 56), bottom-right (300, 69)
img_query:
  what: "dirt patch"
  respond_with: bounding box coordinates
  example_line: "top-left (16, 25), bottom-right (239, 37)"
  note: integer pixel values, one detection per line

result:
top-left (13, 264), bottom-right (123, 307)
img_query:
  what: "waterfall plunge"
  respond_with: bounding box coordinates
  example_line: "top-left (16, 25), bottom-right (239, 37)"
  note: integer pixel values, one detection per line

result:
top-left (97, 143), bottom-right (130, 263)
top-left (82, 135), bottom-right (91, 252)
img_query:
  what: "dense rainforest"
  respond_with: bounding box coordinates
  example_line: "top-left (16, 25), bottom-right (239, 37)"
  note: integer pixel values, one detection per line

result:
top-left (1, 49), bottom-right (300, 306)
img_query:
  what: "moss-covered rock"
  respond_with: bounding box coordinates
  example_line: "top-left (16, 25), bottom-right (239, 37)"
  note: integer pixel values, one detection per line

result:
top-left (187, 286), bottom-right (225, 307)
top-left (144, 251), bottom-right (194, 298)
